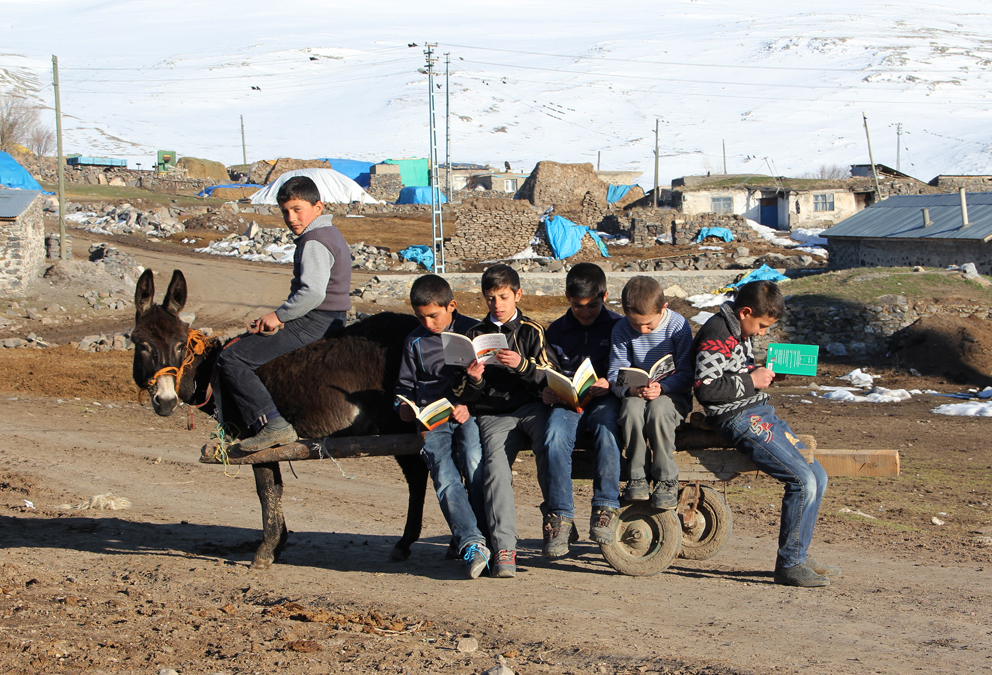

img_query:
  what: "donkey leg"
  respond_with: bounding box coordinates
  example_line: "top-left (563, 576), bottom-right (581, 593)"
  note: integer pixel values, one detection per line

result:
top-left (252, 462), bottom-right (287, 569)
top-left (390, 454), bottom-right (429, 561)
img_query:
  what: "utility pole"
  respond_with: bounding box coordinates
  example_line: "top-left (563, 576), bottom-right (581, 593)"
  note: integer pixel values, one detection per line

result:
top-left (240, 115), bottom-right (247, 165)
top-left (653, 119), bottom-right (659, 208)
top-left (424, 44), bottom-right (444, 274)
top-left (597, 150), bottom-right (601, 171)
top-left (896, 122), bottom-right (902, 172)
top-left (862, 112), bottom-right (882, 200)
top-left (52, 55), bottom-right (66, 261)
top-left (444, 52), bottom-right (451, 201)
top-left (722, 139), bottom-right (727, 174)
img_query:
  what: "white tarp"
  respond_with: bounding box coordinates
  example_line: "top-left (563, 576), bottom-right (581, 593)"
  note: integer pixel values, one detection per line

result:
top-left (250, 168), bottom-right (380, 205)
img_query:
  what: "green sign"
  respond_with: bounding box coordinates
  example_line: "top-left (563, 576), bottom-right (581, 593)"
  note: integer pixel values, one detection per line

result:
top-left (766, 343), bottom-right (819, 376)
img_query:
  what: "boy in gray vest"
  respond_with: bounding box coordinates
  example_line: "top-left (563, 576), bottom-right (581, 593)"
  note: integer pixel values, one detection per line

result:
top-left (218, 176), bottom-right (351, 452)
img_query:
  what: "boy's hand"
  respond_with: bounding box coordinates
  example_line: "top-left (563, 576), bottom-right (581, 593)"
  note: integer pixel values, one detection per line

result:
top-left (750, 367), bottom-right (776, 389)
top-left (452, 404), bottom-right (470, 424)
top-left (397, 402), bottom-right (416, 423)
top-left (466, 359), bottom-right (485, 382)
top-left (249, 311), bottom-right (283, 334)
top-left (635, 381), bottom-right (662, 401)
top-left (589, 377), bottom-right (611, 397)
top-left (495, 349), bottom-right (522, 369)
top-left (542, 386), bottom-right (563, 406)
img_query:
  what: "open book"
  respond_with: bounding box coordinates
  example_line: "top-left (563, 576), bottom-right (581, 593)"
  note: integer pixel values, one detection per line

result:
top-left (615, 354), bottom-right (675, 390)
top-left (441, 332), bottom-right (509, 366)
top-left (396, 395), bottom-right (455, 431)
top-left (545, 358), bottom-right (599, 412)
top-left (766, 343), bottom-right (819, 376)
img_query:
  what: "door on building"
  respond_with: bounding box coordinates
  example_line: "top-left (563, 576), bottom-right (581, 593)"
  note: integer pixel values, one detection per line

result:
top-left (759, 197), bottom-right (778, 228)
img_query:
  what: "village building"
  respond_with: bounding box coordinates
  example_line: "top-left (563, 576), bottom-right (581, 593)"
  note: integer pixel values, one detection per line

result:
top-left (821, 190), bottom-right (992, 273)
top-left (0, 189), bottom-right (45, 296)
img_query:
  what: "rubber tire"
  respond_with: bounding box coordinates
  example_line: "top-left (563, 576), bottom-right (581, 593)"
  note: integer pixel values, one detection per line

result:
top-left (599, 503), bottom-right (683, 576)
top-left (678, 485), bottom-right (733, 561)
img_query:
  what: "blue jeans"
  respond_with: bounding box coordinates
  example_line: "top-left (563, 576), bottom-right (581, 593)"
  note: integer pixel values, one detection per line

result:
top-left (543, 395), bottom-right (622, 517)
top-left (716, 404), bottom-right (827, 568)
top-left (421, 418), bottom-right (486, 553)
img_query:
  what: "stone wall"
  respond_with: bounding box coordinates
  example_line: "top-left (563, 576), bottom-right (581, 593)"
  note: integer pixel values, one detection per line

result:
top-left (367, 174), bottom-right (403, 202)
top-left (624, 210), bottom-right (761, 247)
top-left (516, 161), bottom-right (609, 212)
top-left (445, 199), bottom-right (543, 261)
top-left (829, 237), bottom-right (992, 275)
top-left (929, 176), bottom-right (992, 191)
top-left (0, 193), bottom-right (44, 296)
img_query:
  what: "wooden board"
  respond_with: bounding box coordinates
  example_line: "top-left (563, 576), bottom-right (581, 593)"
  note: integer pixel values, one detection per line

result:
top-left (812, 448), bottom-right (901, 477)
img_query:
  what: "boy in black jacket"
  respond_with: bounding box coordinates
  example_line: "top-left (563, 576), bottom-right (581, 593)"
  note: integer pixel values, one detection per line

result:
top-left (460, 264), bottom-right (558, 578)
top-left (693, 280), bottom-right (838, 588)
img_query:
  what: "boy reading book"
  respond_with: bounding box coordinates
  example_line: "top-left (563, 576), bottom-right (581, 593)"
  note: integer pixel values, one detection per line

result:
top-left (606, 277), bottom-right (693, 509)
top-left (394, 274), bottom-right (490, 579)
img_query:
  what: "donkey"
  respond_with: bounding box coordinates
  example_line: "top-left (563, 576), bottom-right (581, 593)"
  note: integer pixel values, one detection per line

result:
top-left (131, 268), bottom-right (430, 569)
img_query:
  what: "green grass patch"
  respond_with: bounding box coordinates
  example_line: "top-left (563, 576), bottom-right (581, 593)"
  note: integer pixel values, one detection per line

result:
top-left (782, 267), bottom-right (992, 306)
top-left (40, 181), bottom-right (226, 208)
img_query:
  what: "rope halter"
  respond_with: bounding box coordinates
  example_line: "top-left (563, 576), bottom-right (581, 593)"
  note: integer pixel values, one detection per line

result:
top-left (145, 329), bottom-right (216, 397)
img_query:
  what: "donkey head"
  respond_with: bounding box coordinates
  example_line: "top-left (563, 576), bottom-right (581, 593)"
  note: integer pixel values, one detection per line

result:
top-left (131, 269), bottom-right (189, 416)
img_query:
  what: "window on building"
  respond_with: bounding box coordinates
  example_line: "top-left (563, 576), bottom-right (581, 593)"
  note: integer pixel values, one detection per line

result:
top-left (813, 193), bottom-right (835, 211)
top-left (504, 179), bottom-right (518, 192)
top-left (711, 196), bottom-right (733, 214)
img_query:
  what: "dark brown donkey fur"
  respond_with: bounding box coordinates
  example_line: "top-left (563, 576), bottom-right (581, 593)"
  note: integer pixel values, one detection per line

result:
top-left (131, 269), bottom-right (430, 568)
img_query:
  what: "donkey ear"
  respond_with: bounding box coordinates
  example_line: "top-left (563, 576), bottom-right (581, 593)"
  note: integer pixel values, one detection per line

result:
top-left (163, 269), bottom-right (187, 316)
top-left (135, 269), bottom-right (155, 320)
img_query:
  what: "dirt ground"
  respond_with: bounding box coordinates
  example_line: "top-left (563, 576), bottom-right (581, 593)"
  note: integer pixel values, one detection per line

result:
top-left (1, 232), bottom-right (991, 675)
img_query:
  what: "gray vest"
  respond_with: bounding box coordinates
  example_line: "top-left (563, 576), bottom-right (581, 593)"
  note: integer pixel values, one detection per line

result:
top-left (291, 220), bottom-right (351, 312)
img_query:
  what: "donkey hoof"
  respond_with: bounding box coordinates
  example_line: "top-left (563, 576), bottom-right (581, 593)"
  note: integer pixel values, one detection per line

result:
top-left (252, 547), bottom-right (276, 569)
top-left (389, 545), bottom-right (411, 562)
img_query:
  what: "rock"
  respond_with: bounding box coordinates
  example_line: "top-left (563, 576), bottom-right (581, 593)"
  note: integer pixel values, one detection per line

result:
top-left (663, 284), bottom-right (688, 299)
top-left (912, 265), bottom-right (925, 272)
top-left (26, 308), bottom-right (40, 320)
top-left (735, 256), bottom-right (758, 267)
top-left (2, 338), bottom-right (24, 349)
top-left (931, 516), bottom-right (945, 526)
top-left (159, 669), bottom-right (179, 675)
top-left (77, 335), bottom-right (99, 351)
top-left (396, 261), bottom-right (418, 272)
top-left (108, 176), bottom-right (126, 187)
top-left (96, 172), bottom-right (108, 185)
top-left (482, 666), bottom-right (515, 675)
top-left (179, 312), bottom-right (196, 325)
top-left (457, 637), bottom-right (479, 653)
top-left (849, 342), bottom-right (867, 357)
top-left (546, 260), bottom-right (564, 272)
top-left (244, 221), bottom-right (260, 238)
top-left (826, 342), bottom-right (848, 356)
top-left (734, 246), bottom-right (750, 258)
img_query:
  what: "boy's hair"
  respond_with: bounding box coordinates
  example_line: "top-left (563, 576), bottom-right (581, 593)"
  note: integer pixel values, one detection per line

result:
top-left (733, 280), bottom-right (785, 319)
top-left (621, 276), bottom-right (666, 315)
top-left (565, 262), bottom-right (608, 300)
top-left (481, 264), bottom-right (520, 294)
top-left (409, 274), bottom-right (454, 308)
top-left (276, 176), bottom-right (322, 206)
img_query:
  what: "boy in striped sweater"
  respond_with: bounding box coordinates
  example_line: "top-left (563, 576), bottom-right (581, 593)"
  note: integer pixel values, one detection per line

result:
top-left (607, 277), bottom-right (694, 509)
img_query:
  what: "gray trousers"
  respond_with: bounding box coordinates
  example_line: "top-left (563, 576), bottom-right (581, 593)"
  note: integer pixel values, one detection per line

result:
top-left (477, 401), bottom-right (549, 553)
top-left (619, 393), bottom-right (692, 483)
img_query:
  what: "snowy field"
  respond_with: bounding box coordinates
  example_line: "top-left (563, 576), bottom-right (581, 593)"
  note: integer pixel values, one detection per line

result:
top-left (1, 1), bottom-right (991, 183)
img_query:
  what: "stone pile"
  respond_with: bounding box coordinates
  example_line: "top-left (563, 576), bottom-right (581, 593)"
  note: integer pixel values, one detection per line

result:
top-left (446, 199), bottom-right (543, 261)
top-left (195, 223), bottom-right (296, 263)
top-left (1, 332), bottom-right (51, 349)
top-left (75, 332), bottom-right (133, 352)
top-left (87, 244), bottom-right (142, 282)
top-left (45, 234), bottom-right (72, 260)
top-left (66, 202), bottom-right (186, 237)
top-left (349, 241), bottom-right (415, 272)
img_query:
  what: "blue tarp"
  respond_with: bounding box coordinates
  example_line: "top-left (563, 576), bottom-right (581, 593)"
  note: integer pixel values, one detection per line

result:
top-left (729, 264), bottom-right (789, 288)
top-left (0, 152), bottom-right (51, 193)
top-left (606, 184), bottom-right (633, 204)
top-left (196, 183), bottom-right (263, 198)
top-left (695, 227), bottom-right (735, 243)
top-left (543, 215), bottom-right (610, 260)
top-left (399, 245), bottom-right (434, 271)
top-left (318, 158), bottom-right (374, 188)
top-left (395, 186), bottom-right (446, 205)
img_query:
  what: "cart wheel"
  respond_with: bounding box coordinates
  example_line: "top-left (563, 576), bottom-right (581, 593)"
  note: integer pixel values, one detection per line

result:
top-left (599, 503), bottom-right (683, 576)
top-left (678, 485), bottom-right (733, 561)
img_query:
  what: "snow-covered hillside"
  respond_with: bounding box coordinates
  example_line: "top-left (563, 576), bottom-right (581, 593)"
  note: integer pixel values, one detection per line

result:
top-left (1, 1), bottom-right (990, 184)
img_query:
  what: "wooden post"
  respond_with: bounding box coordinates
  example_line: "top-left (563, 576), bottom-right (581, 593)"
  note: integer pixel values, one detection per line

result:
top-left (863, 112), bottom-right (882, 200)
top-left (653, 119), bottom-right (659, 208)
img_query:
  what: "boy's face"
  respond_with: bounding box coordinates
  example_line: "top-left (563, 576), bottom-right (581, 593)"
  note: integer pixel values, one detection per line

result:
top-left (280, 198), bottom-right (324, 235)
top-left (737, 307), bottom-right (777, 339)
top-left (483, 285), bottom-right (522, 323)
top-left (413, 300), bottom-right (457, 334)
top-left (626, 306), bottom-right (667, 335)
top-left (567, 292), bottom-right (607, 327)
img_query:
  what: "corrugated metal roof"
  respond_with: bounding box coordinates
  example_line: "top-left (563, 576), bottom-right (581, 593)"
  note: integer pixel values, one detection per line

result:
top-left (0, 189), bottom-right (41, 219)
top-left (821, 192), bottom-right (992, 241)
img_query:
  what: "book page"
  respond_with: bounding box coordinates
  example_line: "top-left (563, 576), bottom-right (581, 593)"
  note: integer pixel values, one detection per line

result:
top-left (649, 354), bottom-right (676, 382)
top-left (441, 332), bottom-right (478, 366)
top-left (471, 333), bottom-right (509, 364)
top-left (545, 369), bottom-right (580, 408)
top-left (572, 358), bottom-right (599, 404)
top-left (616, 367), bottom-right (651, 390)
top-left (395, 394), bottom-right (420, 418)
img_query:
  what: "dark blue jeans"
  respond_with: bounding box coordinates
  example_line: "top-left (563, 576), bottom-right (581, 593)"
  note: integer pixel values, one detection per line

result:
top-left (543, 394), bottom-right (622, 517)
top-left (421, 418), bottom-right (486, 553)
top-left (716, 404), bottom-right (827, 568)
top-left (217, 310), bottom-right (345, 433)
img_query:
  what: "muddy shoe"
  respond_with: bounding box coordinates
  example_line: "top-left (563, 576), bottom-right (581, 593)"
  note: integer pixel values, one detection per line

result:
top-left (649, 479), bottom-right (680, 510)
top-left (622, 478), bottom-right (650, 502)
top-left (805, 556), bottom-right (841, 577)
top-left (463, 543), bottom-right (491, 579)
top-left (774, 562), bottom-right (831, 588)
top-left (237, 422), bottom-right (298, 453)
top-left (493, 550), bottom-right (517, 578)
top-left (589, 507), bottom-right (619, 545)
top-left (543, 514), bottom-right (577, 559)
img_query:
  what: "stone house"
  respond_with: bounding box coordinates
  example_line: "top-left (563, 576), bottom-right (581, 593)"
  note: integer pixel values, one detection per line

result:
top-left (466, 171), bottom-right (531, 194)
top-left (821, 190), bottom-right (992, 273)
top-left (0, 189), bottom-right (44, 296)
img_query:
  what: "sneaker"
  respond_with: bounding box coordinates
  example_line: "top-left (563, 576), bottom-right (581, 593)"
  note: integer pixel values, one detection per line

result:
top-left (649, 479), bottom-right (680, 510)
top-left (622, 478), bottom-right (650, 502)
top-left (463, 543), bottom-right (491, 579)
top-left (237, 422), bottom-right (298, 453)
top-left (805, 556), bottom-right (841, 577)
top-left (589, 507), bottom-right (619, 545)
top-left (774, 562), bottom-right (831, 588)
top-left (493, 549), bottom-right (517, 578)
top-left (542, 514), bottom-right (577, 559)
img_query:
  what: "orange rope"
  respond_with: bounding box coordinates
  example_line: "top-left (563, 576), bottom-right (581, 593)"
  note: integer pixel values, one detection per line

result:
top-left (145, 329), bottom-right (217, 394)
